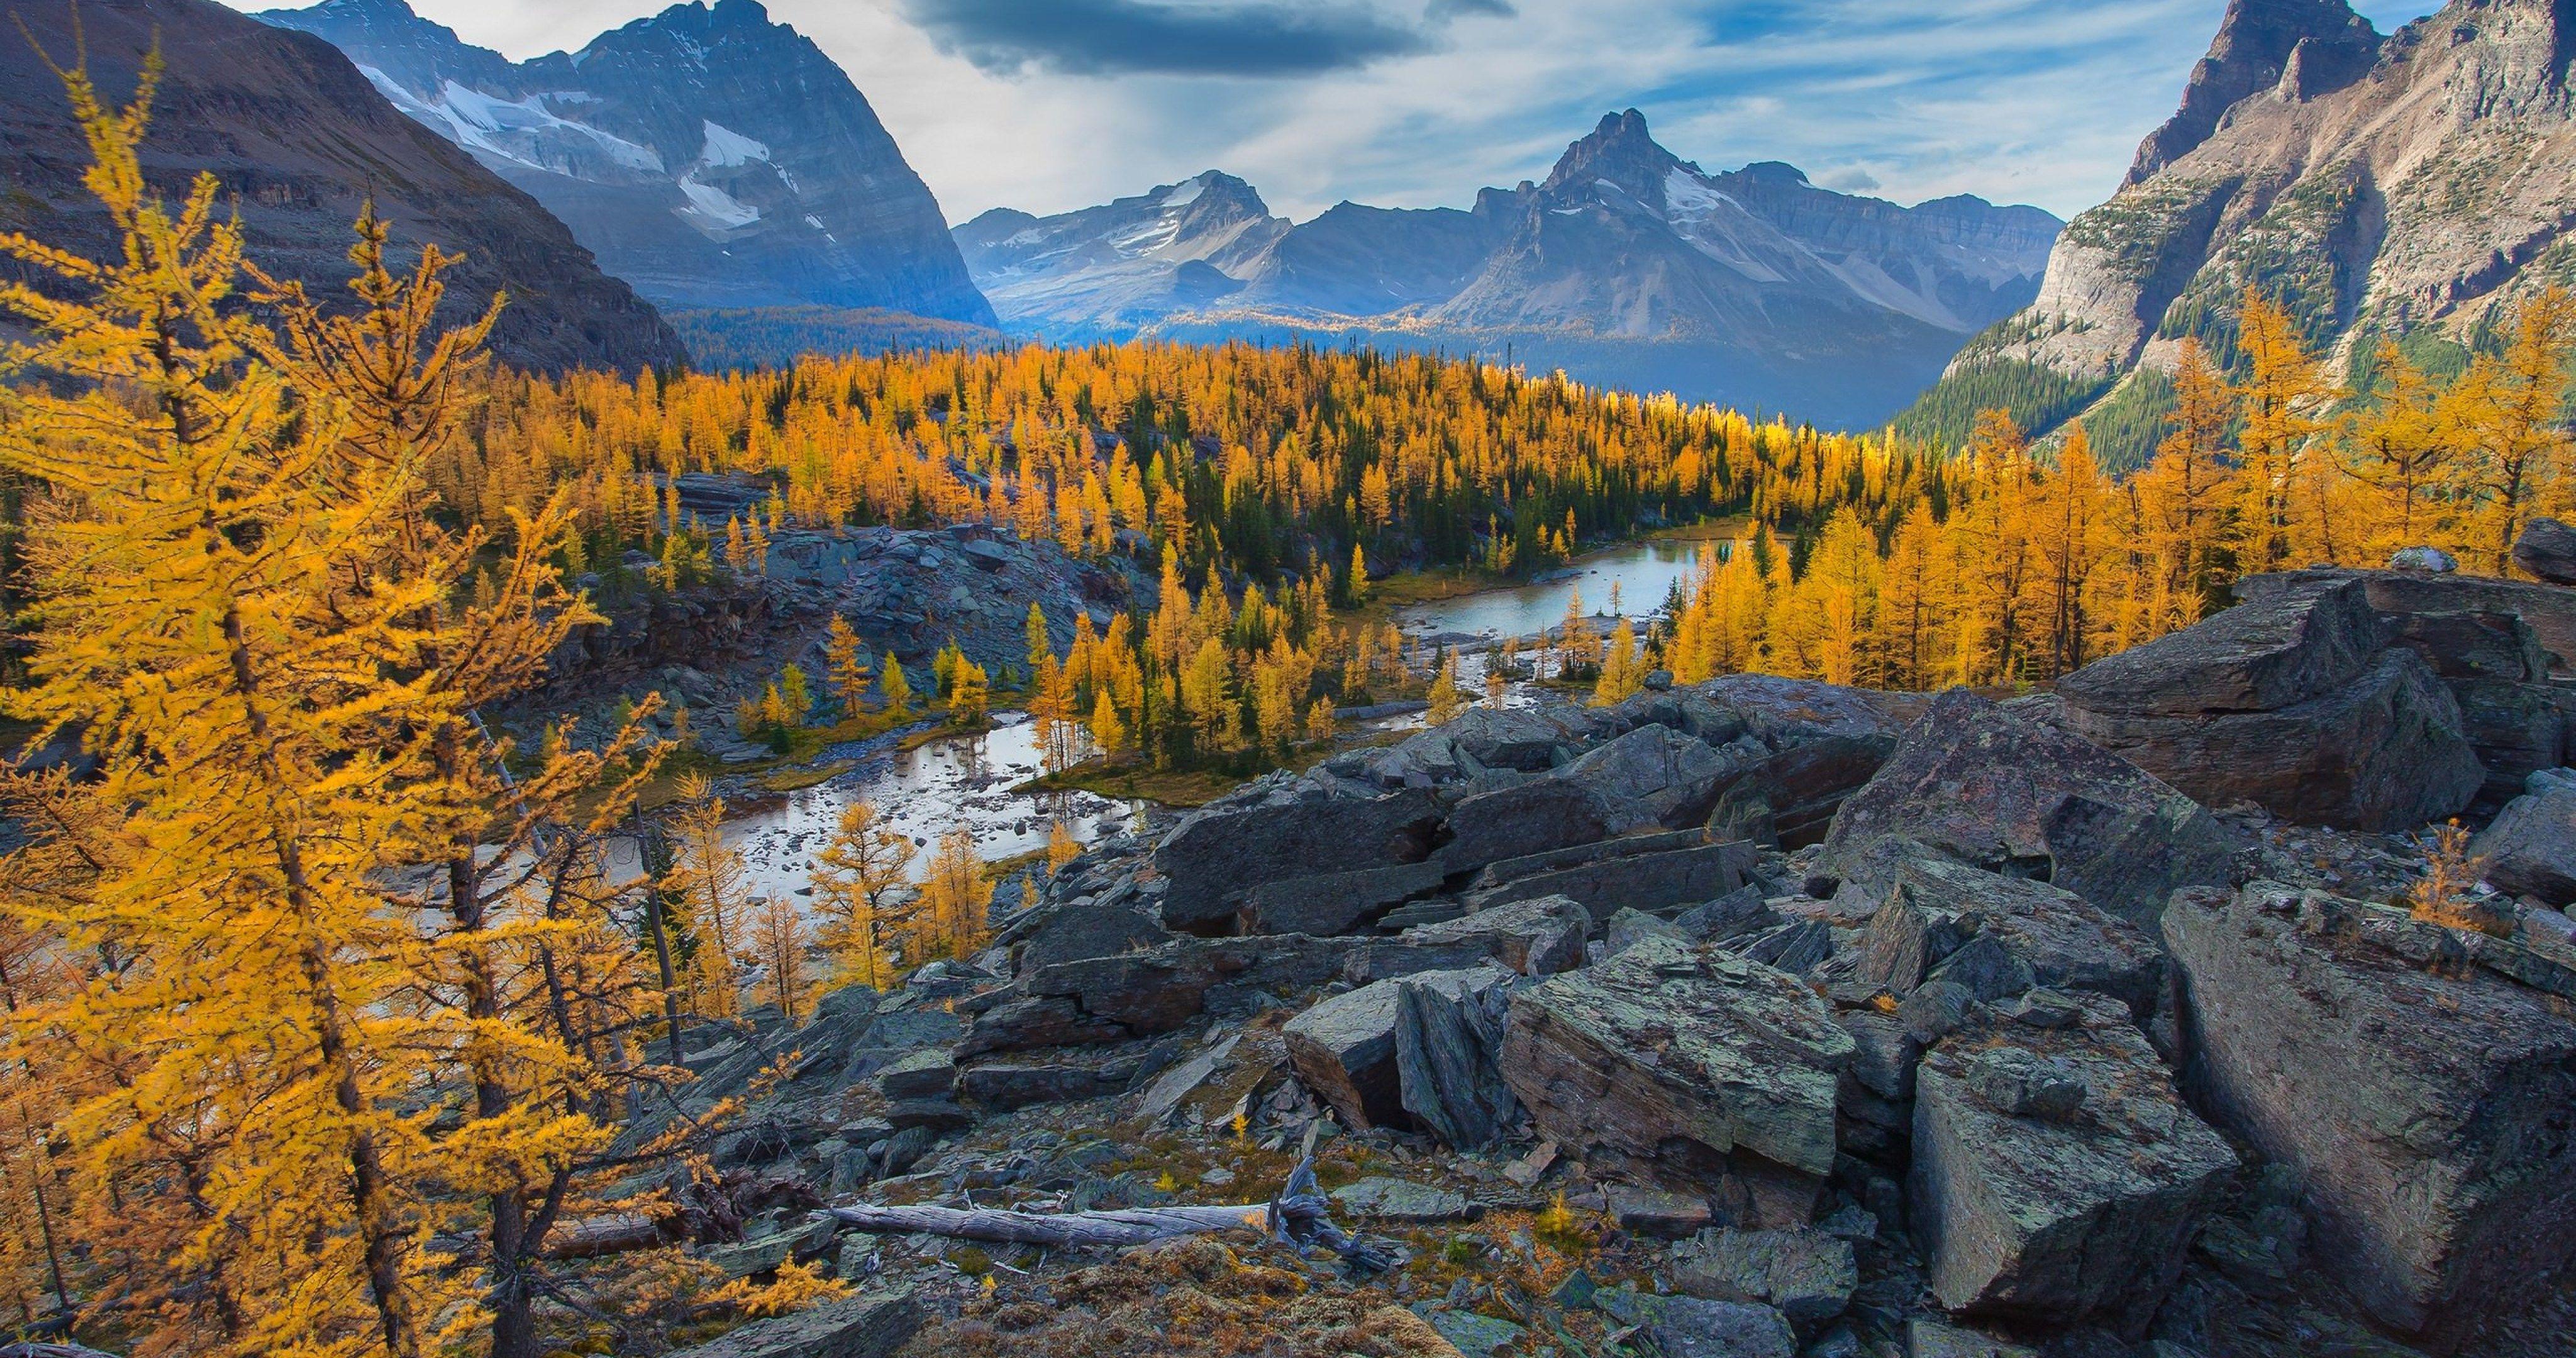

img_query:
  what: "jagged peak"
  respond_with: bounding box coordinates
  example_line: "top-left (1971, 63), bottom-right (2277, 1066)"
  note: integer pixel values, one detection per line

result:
top-left (2128, 0), bottom-right (2380, 185)
top-left (1541, 108), bottom-right (1682, 199)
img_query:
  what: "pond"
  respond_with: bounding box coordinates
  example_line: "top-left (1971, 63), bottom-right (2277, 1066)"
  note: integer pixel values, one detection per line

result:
top-left (1395, 536), bottom-right (1727, 642)
top-left (716, 711), bottom-right (1148, 901)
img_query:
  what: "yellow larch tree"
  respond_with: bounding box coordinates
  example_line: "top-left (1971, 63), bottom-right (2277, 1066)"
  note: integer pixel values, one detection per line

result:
top-left (809, 800), bottom-right (916, 991)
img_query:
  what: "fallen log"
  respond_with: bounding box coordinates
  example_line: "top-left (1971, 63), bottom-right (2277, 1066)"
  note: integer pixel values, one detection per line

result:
top-left (819, 1156), bottom-right (1385, 1269)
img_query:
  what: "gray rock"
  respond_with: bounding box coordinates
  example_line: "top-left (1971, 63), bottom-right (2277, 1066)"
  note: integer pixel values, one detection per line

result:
top-left (1550, 722), bottom-right (1729, 831)
top-left (1473, 839), bottom-right (1757, 924)
top-left (1341, 893), bottom-right (1589, 984)
top-left (1240, 858), bottom-right (1448, 936)
top-left (2239, 566), bottom-right (2576, 681)
top-left (872, 1049), bottom-right (955, 1101)
top-left (1440, 705), bottom-right (1585, 770)
top-left (1421, 1309), bottom-right (1523, 1356)
top-left (1672, 883), bottom-right (1782, 942)
top-left (1330, 1176), bottom-right (1480, 1222)
top-left (1731, 919), bottom-right (1835, 974)
top-left (1468, 825), bottom-right (1707, 888)
top-left (1903, 1319), bottom-right (2038, 1358)
top-left (1392, 966), bottom-right (1521, 1149)
top-left (1154, 787), bottom-right (1443, 929)
top-left (982, 933), bottom-right (1363, 1051)
top-left (663, 1288), bottom-right (921, 1358)
top-left (2057, 577), bottom-right (2386, 717)
top-left (1821, 690), bottom-right (2240, 928)
top-left (1130, 1033), bottom-right (1239, 1127)
top-left (1441, 777), bottom-right (1614, 872)
top-left (1607, 1183), bottom-right (1714, 1239)
top-left (2474, 787), bottom-right (2576, 905)
top-left (1668, 1226), bottom-right (1857, 1331)
top-left (1604, 907), bottom-right (1687, 955)
top-left (2163, 881), bottom-right (2576, 1345)
top-left (2391, 545), bottom-right (2459, 573)
top-left (1283, 982), bottom-right (1404, 1130)
top-left (1911, 1000), bottom-right (2236, 1333)
top-left (1851, 850), bottom-right (2164, 1018)
top-left (1503, 939), bottom-right (1853, 1220)
top-left (1624, 1295), bottom-right (1798, 1358)
top-left (2513, 517), bottom-right (2576, 585)
top-left (955, 1062), bottom-right (1129, 1110)
top-left (2067, 646), bottom-right (2483, 832)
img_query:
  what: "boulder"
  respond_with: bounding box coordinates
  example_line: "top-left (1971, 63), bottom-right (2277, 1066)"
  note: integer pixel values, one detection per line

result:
top-left (1472, 840), bottom-right (1756, 924)
top-left (955, 1062), bottom-right (1130, 1110)
top-left (2473, 784), bottom-right (2576, 906)
top-left (872, 1050), bottom-right (955, 1101)
top-left (1502, 939), bottom-right (1853, 1222)
top-left (1329, 1176), bottom-right (1480, 1223)
top-left (2239, 566), bottom-right (2576, 680)
top-left (1668, 1226), bottom-right (1857, 1332)
top-left (1005, 891), bottom-right (1174, 975)
top-left (1440, 704), bottom-right (1585, 770)
top-left (664, 1288), bottom-right (920, 1358)
top-left (1911, 998), bottom-right (2236, 1333)
top-left (1904, 1320), bottom-right (2038, 1358)
top-left (1820, 691), bottom-right (2240, 928)
top-left (1282, 982), bottom-right (1406, 1130)
top-left (1702, 736), bottom-right (1895, 848)
top-left (2056, 577), bottom-right (2385, 718)
top-left (1155, 788), bottom-right (1444, 930)
top-left (1596, 1293), bottom-right (1797, 1358)
top-left (2163, 882), bottom-right (2576, 1347)
top-left (1468, 825), bottom-right (1705, 888)
top-left (2070, 647), bottom-right (2484, 831)
top-left (1239, 858), bottom-right (1448, 936)
top-left (1549, 722), bottom-right (1728, 831)
top-left (2513, 516), bottom-right (2576, 585)
top-left (1852, 851), bottom-right (2164, 1020)
top-left (969, 934), bottom-right (1363, 1054)
top-left (1392, 966), bottom-right (1520, 1148)
top-left (1341, 894), bottom-right (1589, 985)
top-left (1607, 1183), bottom-right (1715, 1238)
top-left (1604, 907), bottom-right (1687, 956)
top-left (1673, 884), bottom-right (1782, 942)
top-left (1441, 778), bottom-right (1613, 873)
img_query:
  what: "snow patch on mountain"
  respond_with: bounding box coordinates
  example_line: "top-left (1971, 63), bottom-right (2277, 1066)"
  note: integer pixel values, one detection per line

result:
top-left (699, 119), bottom-right (770, 167)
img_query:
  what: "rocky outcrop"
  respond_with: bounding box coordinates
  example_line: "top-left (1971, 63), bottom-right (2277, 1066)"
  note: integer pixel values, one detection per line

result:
top-left (1502, 939), bottom-right (1853, 1223)
top-left (1910, 998), bottom-right (2236, 1333)
top-left (1155, 788), bottom-right (1445, 932)
top-left (1909, 0), bottom-right (2576, 468)
top-left (2475, 777), bottom-right (2576, 905)
top-left (664, 1288), bottom-right (920, 1358)
top-left (2163, 881), bottom-right (2576, 1347)
top-left (1851, 847), bottom-right (2165, 1020)
top-left (2058, 578), bottom-right (2485, 829)
top-left (1, 0), bottom-right (683, 374)
top-left (2512, 517), bottom-right (2576, 585)
top-left (1819, 690), bottom-right (2240, 927)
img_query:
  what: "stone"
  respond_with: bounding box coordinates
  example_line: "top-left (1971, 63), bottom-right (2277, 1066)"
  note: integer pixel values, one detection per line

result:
top-left (2069, 647), bottom-right (2484, 832)
top-left (1392, 966), bottom-right (1521, 1149)
top-left (1549, 722), bottom-right (1729, 831)
top-left (2474, 787), bottom-right (2576, 906)
top-left (2240, 566), bottom-right (2576, 682)
top-left (1603, 907), bottom-right (1686, 955)
top-left (2163, 881), bottom-right (2576, 1346)
top-left (1421, 1309), bottom-right (1521, 1356)
top-left (1607, 1183), bottom-right (1713, 1239)
top-left (1472, 840), bottom-right (1755, 924)
top-left (1239, 858), bottom-right (1449, 936)
top-left (703, 1232), bottom-right (797, 1279)
top-left (1850, 851), bottom-right (2165, 1019)
top-left (881, 1098), bottom-right (970, 1134)
top-left (956, 1062), bottom-right (1128, 1110)
top-left (1672, 883), bottom-right (1782, 942)
top-left (1441, 705), bottom-right (1585, 770)
top-left (1468, 825), bottom-right (1707, 888)
top-left (1904, 1320), bottom-right (2038, 1358)
top-left (663, 1288), bottom-right (921, 1358)
top-left (2514, 517), bottom-right (2576, 585)
top-left (995, 933), bottom-right (1363, 1048)
top-left (1838, 1010), bottom-right (1918, 1101)
top-left (1503, 939), bottom-right (1853, 1217)
top-left (1284, 983), bottom-right (1403, 1130)
top-left (1155, 788), bottom-right (1444, 929)
top-left (1623, 1295), bottom-right (1798, 1358)
top-left (1330, 1177), bottom-right (1480, 1223)
top-left (872, 1049), bottom-right (955, 1101)
top-left (1006, 893), bottom-right (1175, 975)
top-left (1730, 919), bottom-right (1835, 974)
top-left (1341, 893), bottom-right (1589, 984)
top-left (2056, 577), bottom-right (2386, 719)
top-left (1130, 1033), bottom-right (1238, 1127)
top-left (1441, 778), bottom-right (1613, 873)
top-left (1821, 690), bottom-right (2240, 928)
top-left (1911, 1000), bottom-right (2236, 1333)
top-left (1668, 1227), bottom-right (1856, 1332)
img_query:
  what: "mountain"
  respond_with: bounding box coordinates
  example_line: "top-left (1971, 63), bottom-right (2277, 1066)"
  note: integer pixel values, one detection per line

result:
top-left (0, 0), bottom-right (682, 373)
top-left (956, 111), bottom-right (2058, 426)
top-left (1904, 0), bottom-right (2576, 467)
top-left (260, 0), bottom-right (996, 326)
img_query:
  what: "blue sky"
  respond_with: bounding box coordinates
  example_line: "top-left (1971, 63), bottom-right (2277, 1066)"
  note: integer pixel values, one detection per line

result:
top-left (230, 0), bottom-right (2442, 223)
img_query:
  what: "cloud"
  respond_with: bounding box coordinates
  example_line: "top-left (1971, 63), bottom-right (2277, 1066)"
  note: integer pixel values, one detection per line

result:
top-left (1819, 167), bottom-right (1880, 192)
top-left (901, 0), bottom-right (1442, 76)
top-left (1426, 0), bottom-right (1518, 17)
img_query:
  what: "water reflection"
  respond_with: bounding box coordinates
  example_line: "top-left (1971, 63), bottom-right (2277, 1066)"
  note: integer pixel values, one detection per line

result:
top-left (1396, 538), bottom-right (1721, 640)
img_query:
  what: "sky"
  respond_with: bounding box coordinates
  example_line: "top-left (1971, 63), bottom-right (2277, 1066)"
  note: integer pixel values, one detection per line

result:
top-left (223, 0), bottom-right (2443, 225)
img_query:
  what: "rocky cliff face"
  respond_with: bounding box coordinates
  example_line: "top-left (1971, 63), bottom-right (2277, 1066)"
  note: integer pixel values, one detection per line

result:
top-left (1911, 0), bottom-right (2576, 463)
top-left (262, 0), bottom-right (996, 324)
top-left (0, 0), bottom-right (684, 374)
top-left (954, 111), bottom-right (2057, 426)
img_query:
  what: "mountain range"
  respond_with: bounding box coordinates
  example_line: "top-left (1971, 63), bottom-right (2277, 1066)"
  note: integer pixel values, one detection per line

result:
top-left (957, 111), bottom-right (2063, 426)
top-left (1906, 0), bottom-right (2576, 467)
top-left (258, 0), bottom-right (995, 327)
top-left (0, 0), bottom-right (682, 373)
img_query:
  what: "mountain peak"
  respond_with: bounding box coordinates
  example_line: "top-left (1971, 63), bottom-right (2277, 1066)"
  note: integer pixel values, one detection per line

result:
top-left (2128, 0), bottom-right (2379, 184)
top-left (1542, 108), bottom-right (1680, 198)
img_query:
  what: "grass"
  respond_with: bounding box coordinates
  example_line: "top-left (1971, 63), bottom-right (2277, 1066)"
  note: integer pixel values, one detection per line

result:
top-left (1016, 761), bottom-right (1248, 807)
